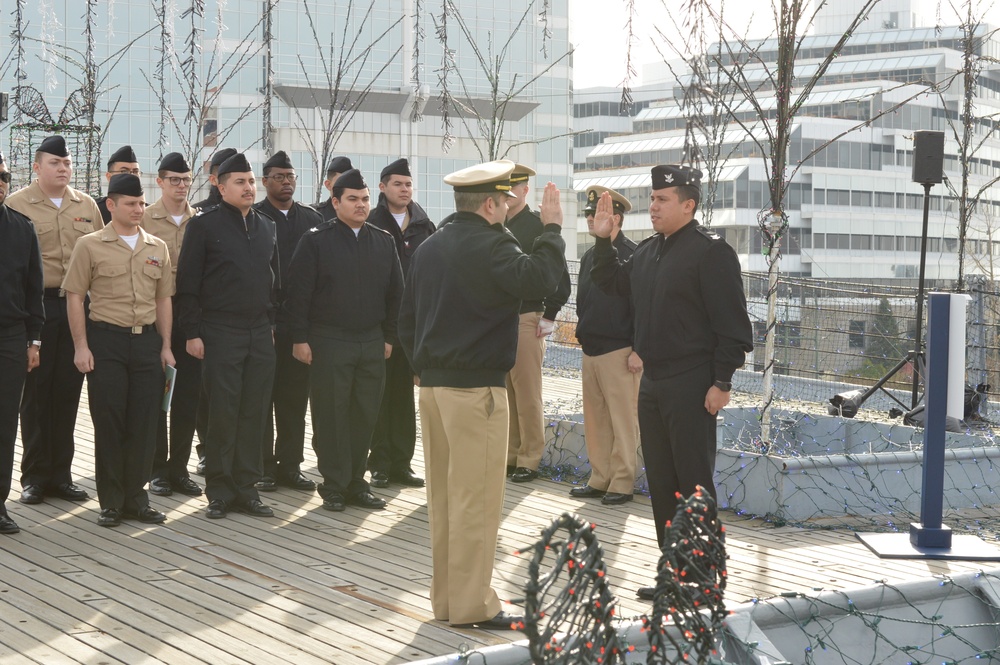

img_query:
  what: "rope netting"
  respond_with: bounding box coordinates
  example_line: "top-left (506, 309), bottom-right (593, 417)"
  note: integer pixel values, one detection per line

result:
top-left (442, 492), bottom-right (1000, 665)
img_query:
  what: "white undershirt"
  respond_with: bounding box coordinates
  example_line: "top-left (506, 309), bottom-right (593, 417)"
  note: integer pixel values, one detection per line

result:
top-left (170, 214), bottom-right (184, 226)
top-left (50, 197), bottom-right (63, 208)
top-left (352, 226), bottom-right (361, 237)
top-left (391, 211), bottom-right (406, 229)
top-left (278, 208), bottom-right (289, 216)
top-left (120, 232), bottom-right (140, 250)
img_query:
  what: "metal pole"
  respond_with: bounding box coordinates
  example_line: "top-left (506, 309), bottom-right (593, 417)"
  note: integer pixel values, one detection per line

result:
top-left (911, 182), bottom-right (932, 409)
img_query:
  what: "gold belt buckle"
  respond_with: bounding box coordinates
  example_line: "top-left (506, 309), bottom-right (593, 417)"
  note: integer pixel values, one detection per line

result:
top-left (131, 325), bottom-right (143, 335)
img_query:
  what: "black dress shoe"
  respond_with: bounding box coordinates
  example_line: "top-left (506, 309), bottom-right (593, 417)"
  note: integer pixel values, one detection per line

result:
top-left (173, 477), bottom-right (203, 497)
top-left (348, 491), bottom-right (386, 509)
top-left (0, 515), bottom-right (20, 534)
top-left (206, 499), bottom-right (228, 519)
top-left (454, 611), bottom-right (525, 630)
top-left (237, 500), bottom-right (274, 517)
top-left (125, 506), bottom-right (167, 524)
top-left (50, 483), bottom-right (89, 501)
top-left (510, 467), bottom-right (538, 483)
top-left (195, 458), bottom-right (206, 476)
top-left (321, 495), bottom-right (346, 512)
top-left (97, 508), bottom-right (122, 527)
top-left (277, 470), bottom-right (316, 491)
top-left (636, 586), bottom-right (655, 601)
top-left (19, 485), bottom-right (44, 505)
top-left (389, 469), bottom-right (425, 487)
top-left (370, 471), bottom-right (389, 488)
top-left (148, 478), bottom-right (173, 496)
top-left (569, 485), bottom-right (605, 498)
top-left (602, 492), bottom-right (634, 505)
top-left (254, 474), bottom-right (277, 492)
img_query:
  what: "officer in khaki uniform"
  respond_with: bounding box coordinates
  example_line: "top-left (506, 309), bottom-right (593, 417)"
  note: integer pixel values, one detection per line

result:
top-left (398, 161), bottom-right (566, 629)
top-left (142, 152), bottom-right (205, 498)
top-left (63, 174), bottom-right (175, 527)
top-left (503, 164), bottom-right (571, 484)
top-left (6, 135), bottom-right (103, 506)
top-left (572, 186), bottom-right (641, 506)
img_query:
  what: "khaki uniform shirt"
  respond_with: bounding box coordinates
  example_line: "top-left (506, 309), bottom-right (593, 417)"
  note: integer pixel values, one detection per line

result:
top-left (6, 180), bottom-right (104, 288)
top-left (61, 225), bottom-right (175, 328)
top-left (141, 198), bottom-right (197, 275)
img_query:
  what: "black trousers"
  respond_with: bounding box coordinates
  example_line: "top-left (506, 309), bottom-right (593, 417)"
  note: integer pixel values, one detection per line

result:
top-left (0, 326), bottom-right (27, 514)
top-left (20, 295), bottom-right (85, 489)
top-left (87, 324), bottom-right (163, 512)
top-left (200, 322), bottom-right (274, 506)
top-left (151, 321), bottom-right (207, 482)
top-left (638, 363), bottom-right (718, 548)
top-left (263, 328), bottom-right (310, 476)
top-left (310, 332), bottom-right (385, 499)
top-left (368, 349), bottom-right (417, 475)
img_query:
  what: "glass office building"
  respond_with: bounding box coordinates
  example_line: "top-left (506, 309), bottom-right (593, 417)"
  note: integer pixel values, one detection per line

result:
top-left (1, 0), bottom-right (574, 249)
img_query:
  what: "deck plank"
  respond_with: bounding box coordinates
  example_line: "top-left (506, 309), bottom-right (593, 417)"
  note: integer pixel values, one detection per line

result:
top-left (0, 375), bottom-right (994, 663)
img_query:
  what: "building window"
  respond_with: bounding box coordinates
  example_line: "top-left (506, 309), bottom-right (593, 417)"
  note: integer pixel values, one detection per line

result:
top-left (849, 320), bottom-right (866, 348)
top-left (827, 233), bottom-right (850, 249)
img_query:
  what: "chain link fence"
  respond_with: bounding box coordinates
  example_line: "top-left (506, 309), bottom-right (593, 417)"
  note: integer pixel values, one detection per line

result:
top-left (547, 262), bottom-right (1000, 404)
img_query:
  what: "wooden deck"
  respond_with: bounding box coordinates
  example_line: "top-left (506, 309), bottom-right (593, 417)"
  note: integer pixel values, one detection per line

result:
top-left (0, 375), bottom-right (992, 664)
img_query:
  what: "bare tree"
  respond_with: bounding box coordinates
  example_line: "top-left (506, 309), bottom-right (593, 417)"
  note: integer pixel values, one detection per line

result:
top-left (932, 0), bottom-right (1000, 289)
top-left (9, 4), bottom-right (153, 193)
top-left (143, 0), bottom-right (272, 183)
top-left (691, 0), bottom-right (954, 443)
top-left (963, 203), bottom-right (1000, 281)
top-left (284, 0), bottom-right (403, 203)
top-left (652, 0), bottom-right (762, 224)
top-left (432, 0), bottom-right (577, 160)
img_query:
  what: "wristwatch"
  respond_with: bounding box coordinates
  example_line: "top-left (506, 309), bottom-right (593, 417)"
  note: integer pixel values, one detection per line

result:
top-left (713, 380), bottom-right (732, 392)
top-left (28, 340), bottom-right (41, 349)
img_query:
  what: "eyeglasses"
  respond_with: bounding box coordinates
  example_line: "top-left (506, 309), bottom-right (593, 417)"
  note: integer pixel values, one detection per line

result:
top-left (113, 168), bottom-right (142, 176)
top-left (0, 172), bottom-right (11, 184)
top-left (265, 173), bottom-right (297, 183)
top-left (165, 176), bottom-right (193, 186)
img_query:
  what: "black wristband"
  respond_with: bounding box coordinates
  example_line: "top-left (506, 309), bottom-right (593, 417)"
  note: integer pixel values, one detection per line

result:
top-left (713, 380), bottom-right (732, 392)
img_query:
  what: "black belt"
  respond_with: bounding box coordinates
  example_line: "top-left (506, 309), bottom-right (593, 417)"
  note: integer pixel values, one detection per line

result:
top-left (43, 288), bottom-right (65, 299)
top-left (89, 321), bottom-right (155, 335)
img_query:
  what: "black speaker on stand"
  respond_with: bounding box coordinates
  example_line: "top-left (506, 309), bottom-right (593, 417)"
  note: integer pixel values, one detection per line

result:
top-left (829, 130), bottom-right (944, 418)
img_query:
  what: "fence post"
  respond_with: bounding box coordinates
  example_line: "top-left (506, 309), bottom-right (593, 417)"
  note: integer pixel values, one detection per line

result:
top-left (966, 275), bottom-right (987, 395)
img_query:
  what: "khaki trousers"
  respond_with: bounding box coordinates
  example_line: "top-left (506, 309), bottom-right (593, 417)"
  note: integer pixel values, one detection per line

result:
top-left (582, 346), bottom-right (641, 494)
top-left (420, 385), bottom-right (507, 625)
top-left (506, 311), bottom-right (546, 470)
